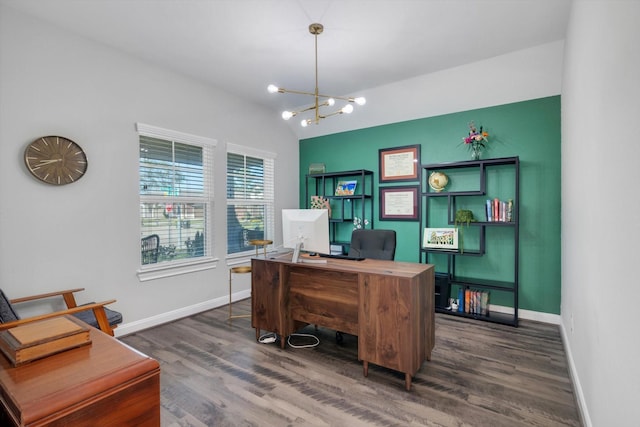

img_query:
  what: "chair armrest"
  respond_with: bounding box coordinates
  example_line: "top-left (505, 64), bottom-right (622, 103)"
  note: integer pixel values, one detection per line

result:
top-left (0, 300), bottom-right (117, 335)
top-left (9, 288), bottom-right (86, 308)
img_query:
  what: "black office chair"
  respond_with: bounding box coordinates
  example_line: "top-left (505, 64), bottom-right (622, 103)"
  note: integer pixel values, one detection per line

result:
top-left (348, 229), bottom-right (396, 260)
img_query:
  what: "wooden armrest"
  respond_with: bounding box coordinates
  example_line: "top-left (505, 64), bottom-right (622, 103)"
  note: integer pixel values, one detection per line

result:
top-left (10, 288), bottom-right (86, 305)
top-left (0, 300), bottom-right (117, 334)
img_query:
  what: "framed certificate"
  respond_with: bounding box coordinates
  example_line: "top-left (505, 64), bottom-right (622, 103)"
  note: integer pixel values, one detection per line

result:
top-left (379, 186), bottom-right (419, 221)
top-left (378, 144), bottom-right (420, 182)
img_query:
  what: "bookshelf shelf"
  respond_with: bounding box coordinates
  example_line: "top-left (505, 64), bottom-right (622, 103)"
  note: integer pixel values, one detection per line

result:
top-left (306, 169), bottom-right (374, 254)
top-left (420, 157), bottom-right (520, 327)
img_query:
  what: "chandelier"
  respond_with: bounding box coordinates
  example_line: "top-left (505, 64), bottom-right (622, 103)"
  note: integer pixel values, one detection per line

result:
top-left (267, 23), bottom-right (366, 127)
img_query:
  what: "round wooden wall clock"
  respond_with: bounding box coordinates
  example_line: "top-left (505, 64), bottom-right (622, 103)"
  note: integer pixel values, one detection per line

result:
top-left (24, 136), bottom-right (88, 185)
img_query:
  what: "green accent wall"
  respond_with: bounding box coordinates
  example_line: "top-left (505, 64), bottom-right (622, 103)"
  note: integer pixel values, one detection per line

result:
top-left (299, 96), bottom-right (561, 315)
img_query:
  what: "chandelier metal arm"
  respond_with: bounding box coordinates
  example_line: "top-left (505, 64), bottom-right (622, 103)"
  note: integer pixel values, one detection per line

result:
top-left (268, 22), bottom-right (365, 127)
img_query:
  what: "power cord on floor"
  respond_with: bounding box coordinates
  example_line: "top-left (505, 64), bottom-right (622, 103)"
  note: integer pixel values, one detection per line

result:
top-left (257, 332), bottom-right (320, 348)
top-left (258, 332), bottom-right (277, 344)
top-left (287, 333), bottom-right (320, 349)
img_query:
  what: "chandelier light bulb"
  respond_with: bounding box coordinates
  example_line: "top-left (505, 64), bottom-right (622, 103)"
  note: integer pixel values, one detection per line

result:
top-left (282, 111), bottom-right (294, 120)
top-left (341, 104), bottom-right (354, 114)
top-left (269, 23), bottom-right (365, 127)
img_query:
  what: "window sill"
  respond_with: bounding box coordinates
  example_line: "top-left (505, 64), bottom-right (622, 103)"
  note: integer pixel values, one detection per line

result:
top-left (137, 257), bottom-right (218, 282)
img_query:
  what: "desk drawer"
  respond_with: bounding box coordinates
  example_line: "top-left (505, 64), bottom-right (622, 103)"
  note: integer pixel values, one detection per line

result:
top-left (289, 267), bottom-right (359, 335)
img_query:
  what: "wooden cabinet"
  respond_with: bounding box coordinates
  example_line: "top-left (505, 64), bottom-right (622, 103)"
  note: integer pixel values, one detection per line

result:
top-left (305, 169), bottom-right (374, 253)
top-left (0, 326), bottom-right (160, 426)
top-left (420, 156), bottom-right (519, 326)
top-left (251, 254), bottom-right (434, 390)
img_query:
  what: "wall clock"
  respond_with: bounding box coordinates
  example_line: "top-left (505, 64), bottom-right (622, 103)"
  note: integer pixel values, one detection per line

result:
top-left (24, 136), bottom-right (88, 185)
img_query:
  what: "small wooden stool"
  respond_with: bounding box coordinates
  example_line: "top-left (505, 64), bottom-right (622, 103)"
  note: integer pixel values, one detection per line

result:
top-left (228, 265), bottom-right (252, 321)
top-left (248, 239), bottom-right (273, 257)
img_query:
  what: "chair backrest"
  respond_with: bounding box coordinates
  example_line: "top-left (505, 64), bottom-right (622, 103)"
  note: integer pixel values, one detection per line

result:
top-left (0, 290), bottom-right (20, 323)
top-left (348, 229), bottom-right (396, 260)
top-left (141, 234), bottom-right (160, 264)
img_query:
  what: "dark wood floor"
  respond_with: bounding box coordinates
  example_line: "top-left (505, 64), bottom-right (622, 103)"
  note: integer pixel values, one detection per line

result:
top-left (121, 299), bottom-right (582, 427)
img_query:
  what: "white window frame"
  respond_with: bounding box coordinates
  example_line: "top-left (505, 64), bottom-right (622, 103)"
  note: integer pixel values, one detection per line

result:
top-left (137, 123), bottom-right (218, 281)
top-left (226, 143), bottom-right (276, 262)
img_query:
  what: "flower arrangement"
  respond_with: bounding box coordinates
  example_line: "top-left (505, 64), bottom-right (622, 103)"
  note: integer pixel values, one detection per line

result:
top-left (462, 121), bottom-right (489, 160)
top-left (353, 217), bottom-right (369, 230)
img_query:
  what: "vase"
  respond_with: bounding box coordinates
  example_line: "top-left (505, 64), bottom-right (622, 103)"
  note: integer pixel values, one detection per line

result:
top-left (471, 146), bottom-right (482, 160)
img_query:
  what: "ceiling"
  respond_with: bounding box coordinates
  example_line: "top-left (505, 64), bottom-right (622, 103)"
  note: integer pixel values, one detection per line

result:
top-left (2, 0), bottom-right (572, 130)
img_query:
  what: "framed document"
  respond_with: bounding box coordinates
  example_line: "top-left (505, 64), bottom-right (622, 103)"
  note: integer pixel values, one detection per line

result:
top-left (379, 144), bottom-right (420, 182)
top-left (379, 186), bottom-right (419, 221)
top-left (423, 228), bottom-right (459, 249)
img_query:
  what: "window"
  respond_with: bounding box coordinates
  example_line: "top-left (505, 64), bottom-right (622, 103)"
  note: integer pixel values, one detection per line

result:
top-left (226, 144), bottom-right (275, 255)
top-left (138, 123), bottom-right (216, 270)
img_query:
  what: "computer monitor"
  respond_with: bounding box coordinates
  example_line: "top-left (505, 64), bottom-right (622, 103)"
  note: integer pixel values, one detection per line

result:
top-left (282, 209), bottom-right (330, 263)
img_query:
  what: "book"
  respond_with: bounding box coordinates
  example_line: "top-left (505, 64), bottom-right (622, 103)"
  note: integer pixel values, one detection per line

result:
top-left (0, 316), bottom-right (91, 366)
top-left (481, 291), bottom-right (490, 316)
top-left (335, 180), bottom-right (357, 196)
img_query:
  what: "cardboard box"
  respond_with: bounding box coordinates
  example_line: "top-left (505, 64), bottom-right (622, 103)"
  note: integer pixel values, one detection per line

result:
top-left (0, 316), bottom-right (91, 366)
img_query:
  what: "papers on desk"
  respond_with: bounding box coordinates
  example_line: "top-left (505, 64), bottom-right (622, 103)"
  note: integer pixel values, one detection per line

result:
top-left (300, 258), bottom-right (328, 264)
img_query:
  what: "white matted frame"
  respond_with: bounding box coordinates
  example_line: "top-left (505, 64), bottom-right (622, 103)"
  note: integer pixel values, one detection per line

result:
top-left (423, 228), bottom-right (458, 249)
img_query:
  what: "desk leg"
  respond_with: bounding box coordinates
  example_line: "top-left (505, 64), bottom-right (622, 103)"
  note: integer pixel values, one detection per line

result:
top-left (405, 374), bottom-right (412, 391)
top-left (363, 361), bottom-right (368, 377)
top-left (255, 329), bottom-right (260, 341)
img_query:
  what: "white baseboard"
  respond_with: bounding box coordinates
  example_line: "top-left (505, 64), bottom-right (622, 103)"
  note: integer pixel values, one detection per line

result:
top-left (114, 289), bottom-right (251, 337)
top-left (559, 322), bottom-right (591, 427)
top-left (488, 304), bottom-right (562, 325)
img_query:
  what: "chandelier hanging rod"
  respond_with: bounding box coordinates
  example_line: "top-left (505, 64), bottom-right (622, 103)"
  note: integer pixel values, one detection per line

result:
top-left (267, 22), bottom-right (366, 128)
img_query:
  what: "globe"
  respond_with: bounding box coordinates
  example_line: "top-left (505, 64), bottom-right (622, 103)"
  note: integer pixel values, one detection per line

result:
top-left (428, 171), bottom-right (448, 192)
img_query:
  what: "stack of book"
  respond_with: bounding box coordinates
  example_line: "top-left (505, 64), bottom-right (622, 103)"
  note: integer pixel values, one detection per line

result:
top-left (458, 289), bottom-right (490, 316)
top-left (485, 198), bottom-right (513, 222)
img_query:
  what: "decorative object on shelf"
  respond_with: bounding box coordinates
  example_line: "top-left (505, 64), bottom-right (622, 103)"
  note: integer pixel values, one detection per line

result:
top-left (428, 171), bottom-right (449, 192)
top-left (308, 163), bottom-right (326, 174)
top-left (267, 23), bottom-right (366, 128)
top-left (379, 144), bottom-right (421, 182)
top-left (462, 121), bottom-right (489, 160)
top-left (353, 217), bottom-right (369, 230)
top-left (423, 228), bottom-right (459, 249)
top-left (310, 195), bottom-right (331, 218)
top-left (379, 186), bottom-right (419, 221)
top-left (335, 180), bottom-right (357, 195)
top-left (454, 209), bottom-right (476, 226)
top-left (454, 209), bottom-right (476, 253)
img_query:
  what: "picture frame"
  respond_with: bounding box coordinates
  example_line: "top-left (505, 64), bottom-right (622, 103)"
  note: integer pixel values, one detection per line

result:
top-left (423, 228), bottom-right (459, 250)
top-left (379, 144), bottom-right (421, 182)
top-left (379, 186), bottom-right (419, 221)
top-left (335, 180), bottom-right (357, 196)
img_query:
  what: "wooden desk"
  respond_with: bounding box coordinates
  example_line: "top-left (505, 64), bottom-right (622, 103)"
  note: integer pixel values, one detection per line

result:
top-left (0, 324), bottom-right (160, 426)
top-left (251, 254), bottom-right (435, 390)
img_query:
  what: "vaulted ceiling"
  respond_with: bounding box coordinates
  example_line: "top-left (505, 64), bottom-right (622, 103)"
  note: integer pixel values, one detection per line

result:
top-left (2, 0), bottom-right (571, 132)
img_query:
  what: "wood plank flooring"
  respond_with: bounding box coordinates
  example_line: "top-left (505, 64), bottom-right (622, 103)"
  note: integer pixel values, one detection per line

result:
top-left (121, 299), bottom-right (582, 427)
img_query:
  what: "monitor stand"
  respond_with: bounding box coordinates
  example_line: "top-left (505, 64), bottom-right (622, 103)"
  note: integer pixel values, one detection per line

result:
top-left (292, 242), bottom-right (302, 263)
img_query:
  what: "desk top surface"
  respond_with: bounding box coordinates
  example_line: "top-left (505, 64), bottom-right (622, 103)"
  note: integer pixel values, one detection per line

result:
top-left (255, 252), bottom-right (434, 277)
top-left (0, 325), bottom-right (159, 425)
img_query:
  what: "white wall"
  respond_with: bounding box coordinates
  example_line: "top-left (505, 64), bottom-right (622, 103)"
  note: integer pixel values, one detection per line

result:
top-left (0, 6), bottom-right (299, 334)
top-left (562, 1), bottom-right (640, 426)
top-left (290, 40), bottom-right (565, 139)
